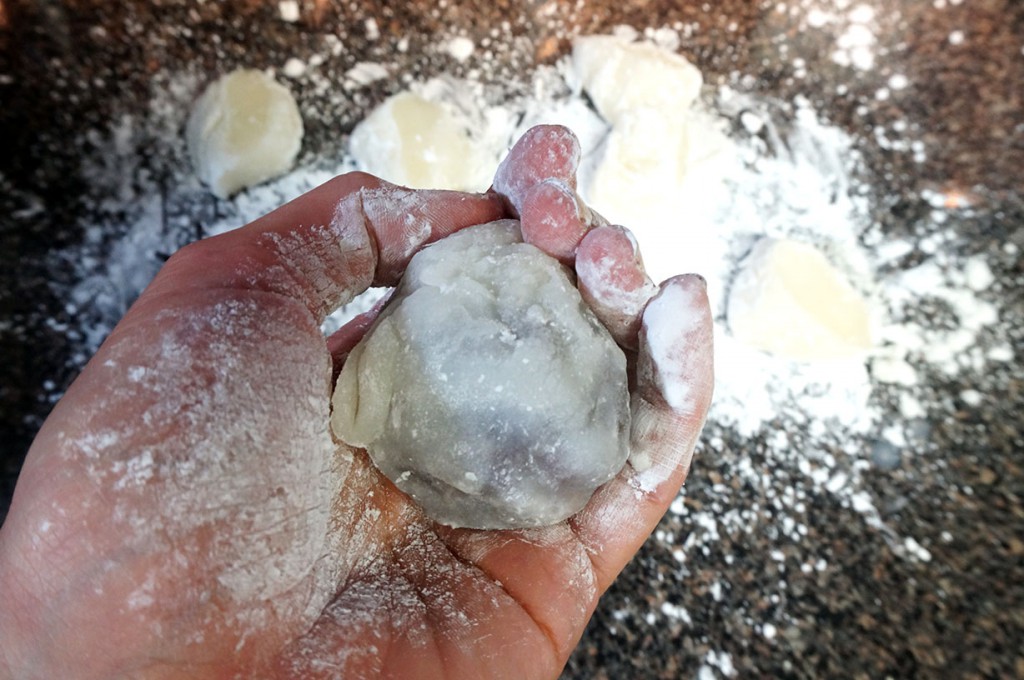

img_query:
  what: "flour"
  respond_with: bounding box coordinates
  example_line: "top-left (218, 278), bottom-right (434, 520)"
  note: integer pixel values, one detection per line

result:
top-left (343, 62), bottom-right (390, 88)
top-left (444, 36), bottom-right (476, 62)
top-left (277, 1), bottom-right (299, 23)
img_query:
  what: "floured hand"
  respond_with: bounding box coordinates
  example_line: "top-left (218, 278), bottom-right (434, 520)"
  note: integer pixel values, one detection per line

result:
top-left (0, 126), bottom-right (712, 679)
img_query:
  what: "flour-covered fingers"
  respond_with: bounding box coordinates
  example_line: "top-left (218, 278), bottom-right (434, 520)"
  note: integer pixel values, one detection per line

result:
top-left (569, 275), bottom-right (714, 591)
top-left (517, 179), bottom-right (591, 264)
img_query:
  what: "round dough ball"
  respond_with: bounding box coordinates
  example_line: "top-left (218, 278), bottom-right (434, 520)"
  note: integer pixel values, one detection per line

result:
top-left (186, 69), bottom-right (303, 199)
top-left (331, 221), bottom-right (630, 529)
top-left (572, 34), bottom-right (703, 126)
top-left (348, 91), bottom-right (485, 191)
top-left (727, 238), bottom-right (874, 360)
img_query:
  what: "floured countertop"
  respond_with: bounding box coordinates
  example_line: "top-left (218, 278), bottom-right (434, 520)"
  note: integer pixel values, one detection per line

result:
top-left (1, 1), bottom-right (1022, 678)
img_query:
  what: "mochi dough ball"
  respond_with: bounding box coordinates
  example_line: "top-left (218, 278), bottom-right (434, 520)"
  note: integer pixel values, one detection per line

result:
top-left (331, 221), bottom-right (630, 529)
top-left (348, 91), bottom-right (485, 191)
top-left (571, 34), bottom-right (703, 126)
top-left (727, 238), bottom-right (874, 360)
top-left (186, 69), bottom-right (303, 199)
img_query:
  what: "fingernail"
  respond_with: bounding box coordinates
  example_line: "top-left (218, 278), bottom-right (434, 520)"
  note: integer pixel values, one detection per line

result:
top-left (669, 273), bottom-right (706, 291)
top-left (538, 176), bottom-right (574, 197)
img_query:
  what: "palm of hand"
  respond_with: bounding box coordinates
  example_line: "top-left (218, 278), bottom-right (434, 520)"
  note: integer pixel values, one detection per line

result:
top-left (0, 127), bottom-right (712, 679)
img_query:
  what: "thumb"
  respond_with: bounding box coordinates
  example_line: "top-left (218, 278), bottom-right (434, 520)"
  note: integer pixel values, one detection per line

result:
top-left (143, 172), bottom-right (506, 322)
top-left (0, 173), bottom-right (506, 677)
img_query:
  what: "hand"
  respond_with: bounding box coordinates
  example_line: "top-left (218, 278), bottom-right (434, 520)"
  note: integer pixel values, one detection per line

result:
top-left (0, 126), bottom-right (713, 679)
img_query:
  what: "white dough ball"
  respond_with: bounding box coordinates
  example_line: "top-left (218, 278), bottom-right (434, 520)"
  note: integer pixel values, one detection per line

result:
top-left (572, 34), bottom-right (703, 126)
top-left (727, 238), bottom-right (874, 360)
top-left (186, 69), bottom-right (304, 199)
top-left (570, 35), bottom-right (731, 286)
top-left (584, 108), bottom-right (690, 227)
top-left (331, 221), bottom-right (630, 529)
top-left (348, 91), bottom-right (484, 191)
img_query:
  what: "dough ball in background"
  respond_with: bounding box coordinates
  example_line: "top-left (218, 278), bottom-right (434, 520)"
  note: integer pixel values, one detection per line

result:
top-left (332, 221), bottom-right (630, 529)
top-left (571, 33), bottom-right (703, 126)
top-left (569, 33), bottom-right (733, 286)
top-left (727, 237), bottom-right (875, 361)
top-left (584, 107), bottom-right (692, 226)
top-left (572, 32), bottom-right (705, 220)
top-left (186, 69), bottom-right (304, 199)
top-left (348, 90), bottom-right (490, 192)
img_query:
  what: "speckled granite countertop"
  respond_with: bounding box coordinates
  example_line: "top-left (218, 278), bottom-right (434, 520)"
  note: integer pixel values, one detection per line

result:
top-left (1, 1), bottom-right (1021, 677)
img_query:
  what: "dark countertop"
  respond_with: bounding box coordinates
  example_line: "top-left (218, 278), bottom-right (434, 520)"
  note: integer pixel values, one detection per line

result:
top-left (1, 1), bottom-right (1021, 677)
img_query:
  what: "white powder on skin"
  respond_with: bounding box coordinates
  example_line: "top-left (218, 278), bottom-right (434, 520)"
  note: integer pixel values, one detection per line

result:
top-left (19, 295), bottom-right (339, 660)
top-left (641, 282), bottom-right (704, 414)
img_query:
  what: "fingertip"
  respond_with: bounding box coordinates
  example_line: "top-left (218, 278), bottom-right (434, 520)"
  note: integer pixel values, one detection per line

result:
top-left (669, 272), bottom-right (708, 292)
top-left (519, 179), bottom-right (589, 263)
top-left (578, 225), bottom-right (645, 277)
top-left (637, 274), bottom-right (714, 416)
top-left (493, 125), bottom-right (581, 215)
top-left (576, 225), bottom-right (657, 349)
